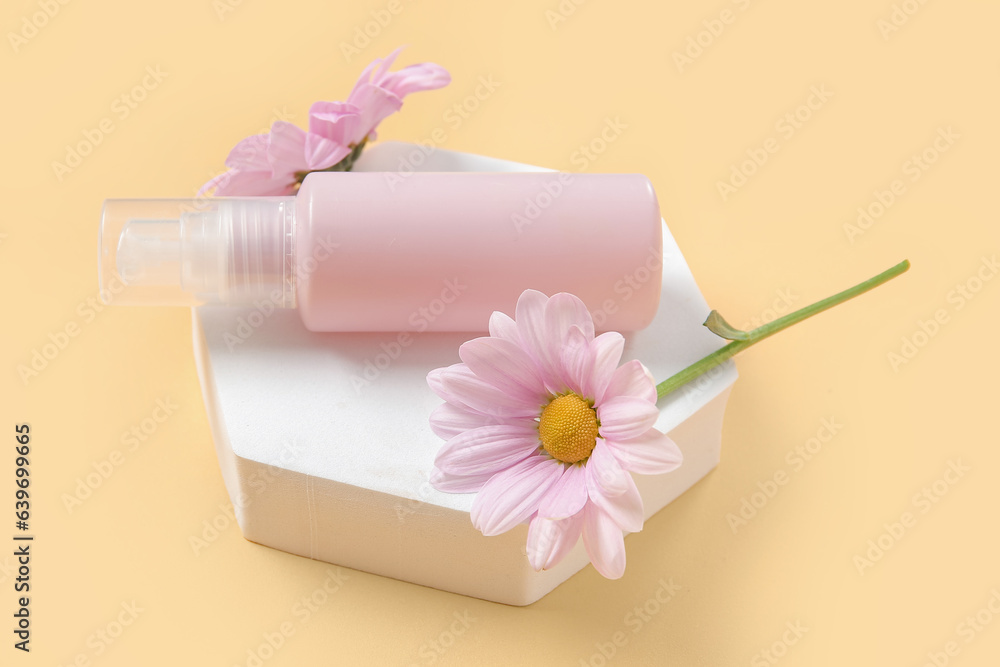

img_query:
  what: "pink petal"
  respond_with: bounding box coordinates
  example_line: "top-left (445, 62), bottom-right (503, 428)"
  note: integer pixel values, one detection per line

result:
top-left (543, 293), bottom-right (600, 393)
top-left (376, 62), bottom-right (451, 98)
top-left (526, 513), bottom-right (583, 571)
top-left (358, 46), bottom-right (404, 91)
top-left (428, 403), bottom-right (495, 440)
top-left (426, 364), bottom-right (460, 402)
top-left (558, 326), bottom-right (591, 396)
top-left (601, 359), bottom-right (657, 405)
top-left (375, 46), bottom-right (404, 76)
top-left (224, 134), bottom-right (270, 170)
top-left (350, 58), bottom-right (382, 96)
top-left (586, 465), bottom-right (644, 533)
top-left (427, 364), bottom-right (537, 418)
top-left (488, 311), bottom-right (519, 342)
top-left (537, 463), bottom-right (588, 520)
top-left (426, 364), bottom-right (470, 404)
top-left (606, 429), bottom-right (683, 475)
top-left (585, 440), bottom-right (629, 497)
top-left (264, 120), bottom-right (347, 174)
top-left (441, 369), bottom-right (540, 419)
top-left (434, 425), bottom-right (540, 476)
top-left (346, 49), bottom-right (450, 141)
top-left (430, 467), bottom-right (493, 493)
top-left (303, 131), bottom-right (351, 170)
top-left (199, 168), bottom-right (294, 197)
top-left (345, 83), bottom-right (403, 145)
top-left (545, 292), bottom-right (595, 342)
top-left (308, 100), bottom-right (361, 146)
top-left (598, 396), bottom-right (660, 441)
top-left (471, 456), bottom-right (564, 536)
top-left (513, 289), bottom-right (550, 356)
top-left (577, 332), bottom-right (625, 401)
top-left (266, 121), bottom-right (310, 180)
top-left (514, 290), bottom-right (564, 391)
top-left (459, 337), bottom-right (547, 406)
top-left (582, 503), bottom-right (627, 579)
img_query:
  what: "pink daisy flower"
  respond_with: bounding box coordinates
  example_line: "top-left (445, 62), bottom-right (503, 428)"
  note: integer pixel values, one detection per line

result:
top-left (427, 289), bottom-right (682, 579)
top-left (199, 47), bottom-right (450, 197)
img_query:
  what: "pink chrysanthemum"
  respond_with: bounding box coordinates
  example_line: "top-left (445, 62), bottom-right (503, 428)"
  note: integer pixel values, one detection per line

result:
top-left (199, 47), bottom-right (450, 197)
top-left (427, 289), bottom-right (682, 579)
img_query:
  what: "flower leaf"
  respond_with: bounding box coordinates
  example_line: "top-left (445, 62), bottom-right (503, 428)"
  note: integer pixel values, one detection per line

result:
top-left (703, 310), bottom-right (751, 341)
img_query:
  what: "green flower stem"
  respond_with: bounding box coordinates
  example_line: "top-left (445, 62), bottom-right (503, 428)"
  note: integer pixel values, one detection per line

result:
top-left (655, 259), bottom-right (911, 401)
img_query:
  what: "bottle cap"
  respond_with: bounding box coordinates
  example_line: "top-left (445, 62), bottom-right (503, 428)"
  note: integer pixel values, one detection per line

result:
top-left (99, 197), bottom-right (297, 307)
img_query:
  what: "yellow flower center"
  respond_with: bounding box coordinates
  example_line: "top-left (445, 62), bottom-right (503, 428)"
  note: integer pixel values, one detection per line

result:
top-left (538, 393), bottom-right (600, 464)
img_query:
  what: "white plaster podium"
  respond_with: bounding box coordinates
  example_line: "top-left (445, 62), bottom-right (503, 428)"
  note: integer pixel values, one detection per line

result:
top-left (191, 142), bottom-right (737, 605)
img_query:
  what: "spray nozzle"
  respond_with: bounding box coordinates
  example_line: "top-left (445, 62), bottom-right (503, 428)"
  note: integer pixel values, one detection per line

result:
top-left (99, 198), bottom-right (297, 307)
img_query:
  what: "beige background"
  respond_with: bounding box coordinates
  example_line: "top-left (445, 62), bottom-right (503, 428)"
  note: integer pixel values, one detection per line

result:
top-left (2, 0), bottom-right (998, 664)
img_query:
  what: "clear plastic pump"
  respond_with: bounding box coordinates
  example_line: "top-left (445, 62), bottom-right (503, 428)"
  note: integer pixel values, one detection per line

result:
top-left (99, 197), bottom-right (297, 307)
